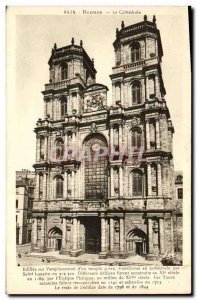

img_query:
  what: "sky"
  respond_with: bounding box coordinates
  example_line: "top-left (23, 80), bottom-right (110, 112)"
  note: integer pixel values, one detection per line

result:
top-left (13, 9), bottom-right (189, 171)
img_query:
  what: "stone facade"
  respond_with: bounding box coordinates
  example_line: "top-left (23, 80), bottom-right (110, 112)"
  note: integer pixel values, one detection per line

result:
top-left (31, 16), bottom-right (177, 259)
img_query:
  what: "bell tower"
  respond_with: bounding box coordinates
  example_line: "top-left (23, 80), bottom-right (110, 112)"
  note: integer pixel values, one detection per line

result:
top-left (110, 15), bottom-right (166, 107)
top-left (42, 38), bottom-right (96, 119)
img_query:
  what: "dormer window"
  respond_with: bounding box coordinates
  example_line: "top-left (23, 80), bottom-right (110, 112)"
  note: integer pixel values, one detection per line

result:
top-left (131, 43), bottom-right (141, 62)
top-left (61, 63), bottom-right (68, 80)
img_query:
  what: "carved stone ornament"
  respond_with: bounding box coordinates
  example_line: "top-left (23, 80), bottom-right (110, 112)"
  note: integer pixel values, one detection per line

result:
top-left (131, 117), bottom-right (139, 127)
top-left (86, 92), bottom-right (104, 111)
top-left (131, 158), bottom-right (140, 167)
top-left (90, 123), bottom-right (97, 133)
top-left (55, 165), bottom-right (62, 173)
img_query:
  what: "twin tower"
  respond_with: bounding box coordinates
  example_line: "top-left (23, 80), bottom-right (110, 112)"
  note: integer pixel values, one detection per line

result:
top-left (32, 16), bottom-right (175, 260)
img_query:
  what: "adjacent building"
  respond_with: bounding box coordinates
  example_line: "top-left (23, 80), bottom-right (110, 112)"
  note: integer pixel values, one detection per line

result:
top-left (31, 15), bottom-right (177, 260)
top-left (16, 170), bottom-right (35, 244)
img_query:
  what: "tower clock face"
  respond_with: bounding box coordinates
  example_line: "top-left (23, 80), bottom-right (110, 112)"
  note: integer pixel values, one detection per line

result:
top-left (92, 143), bottom-right (100, 152)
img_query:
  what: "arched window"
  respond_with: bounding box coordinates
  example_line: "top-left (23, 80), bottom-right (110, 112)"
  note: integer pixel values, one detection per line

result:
top-left (131, 129), bottom-right (142, 149)
top-left (55, 176), bottom-right (63, 198)
top-left (61, 63), bottom-right (68, 80)
top-left (131, 43), bottom-right (141, 62)
top-left (60, 97), bottom-right (67, 118)
top-left (55, 139), bottom-right (64, 160)
top-left (132, 82), bottom-right (141, 105)
top-left (132, 171), bottom-right (143, 196)
top-left (84, 134), bottom-right (108, 200)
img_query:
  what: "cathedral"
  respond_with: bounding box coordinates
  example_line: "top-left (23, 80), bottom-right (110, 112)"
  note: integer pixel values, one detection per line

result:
top-left (31, 15), bottom-right (176, 260)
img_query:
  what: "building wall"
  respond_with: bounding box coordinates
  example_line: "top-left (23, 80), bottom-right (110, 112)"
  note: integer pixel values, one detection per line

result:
top-left (16, 172), bottom-right (35, 245)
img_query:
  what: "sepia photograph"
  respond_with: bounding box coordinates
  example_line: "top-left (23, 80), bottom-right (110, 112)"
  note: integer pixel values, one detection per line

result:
top-left (6, 6), bottom-right (191, 294)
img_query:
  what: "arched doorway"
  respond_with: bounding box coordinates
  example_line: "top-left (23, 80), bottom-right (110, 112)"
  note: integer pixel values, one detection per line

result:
top-left (48, 227), bottom-right (62, 251)
top-left (126, 228), bottom-right (147, 256)
top-left (84, 134), bottom-right (108, 200)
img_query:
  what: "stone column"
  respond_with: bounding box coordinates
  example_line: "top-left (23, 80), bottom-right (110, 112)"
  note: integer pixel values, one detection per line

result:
top-left (155, 74), bottom-right (160, 98)
top-left (159, 218), bottom-right (165, 254)
top-left (119, 218), bottom-right (125, 253)
top-left (77, 219), bottom-right (80, 249)
top-left (63, 132), bottom-right (67, 162)
top-left (145, 119), bottom-right (150, 150)
top-left (119, 166), bottom-right (123, 197)
top-left (64, 171), bottom-right (68, 198)
top-left (72, 217), bottom-right (78, 251)
top-left (110, 218), bottom-right (114, 252)
top-left (105, 219), bottom-right (109, 252)
top-left (119, 123), bottom-right (123, 151)
top-left (43, 172), bottom-right (47, 200)
top-left (147, 163), bottom-right (152, 196)
top-left (44, 135), bottom-right (48, 161)
top-left (72, 130), bottom-right (76, 148)
top-left (146, 76), bottom-right (149, 100)
top-left (155, 118), bottom-right (160, 149)
top-left (157, 163), bottom-right (162, 196)
top-left (82, 163), bottom-right (85, 198)
top-left (71, 170), bottom-right (75, 198)
top-left (101, 217), bottom-right (106, 253)
top-left (112, 84), bottom-right (115, 106)
top-left (31, 218), bottom-right (38, 246)
top-left (110, 166), bottom-right (114, 197)
top-left (110, 125), bottom-right (114, 152)
top-left (148, 218), bottom-right (153, 254)
top-left (62, 218), bottom-right (67, 249)
top-left (35, 173), bottom-right (40, 201)
top-left (40, 217), bottom-right (46, 251)
top-left (121, 82), bottom-right (124, 105)
top-left (36, 136), bottom-right (40, 162)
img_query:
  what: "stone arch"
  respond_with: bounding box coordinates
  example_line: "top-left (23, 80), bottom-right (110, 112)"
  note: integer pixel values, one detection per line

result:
top-left (82, 132), bottom-right (108, 146)
top-left (48, 226), bottom-right (62, 251)
top-left (126, 228), bottom-right (147, 255)
top-left (60, 62), bottom-right (68, 80)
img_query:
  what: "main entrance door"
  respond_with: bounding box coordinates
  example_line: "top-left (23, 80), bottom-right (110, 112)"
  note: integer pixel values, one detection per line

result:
top-left (85, 218), bottom-right (101, 253)
top-left (135, 242), bottom-right (143, 256)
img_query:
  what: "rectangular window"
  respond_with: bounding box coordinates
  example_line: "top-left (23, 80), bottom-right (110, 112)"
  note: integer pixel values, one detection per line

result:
top-left (133, 174), bottom-right (143, 196)
top-left (177, 188), bottom-right (183, 199)
top-left (56, 179), bottom-right (63, 198)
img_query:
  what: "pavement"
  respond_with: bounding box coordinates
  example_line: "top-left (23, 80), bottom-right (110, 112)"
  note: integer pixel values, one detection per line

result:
top-left (17, 251), bottom-right (162, 266)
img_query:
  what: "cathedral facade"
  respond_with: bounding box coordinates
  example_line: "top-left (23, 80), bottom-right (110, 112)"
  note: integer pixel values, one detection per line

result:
top-left (31, 16), bottom-right (176, 260)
